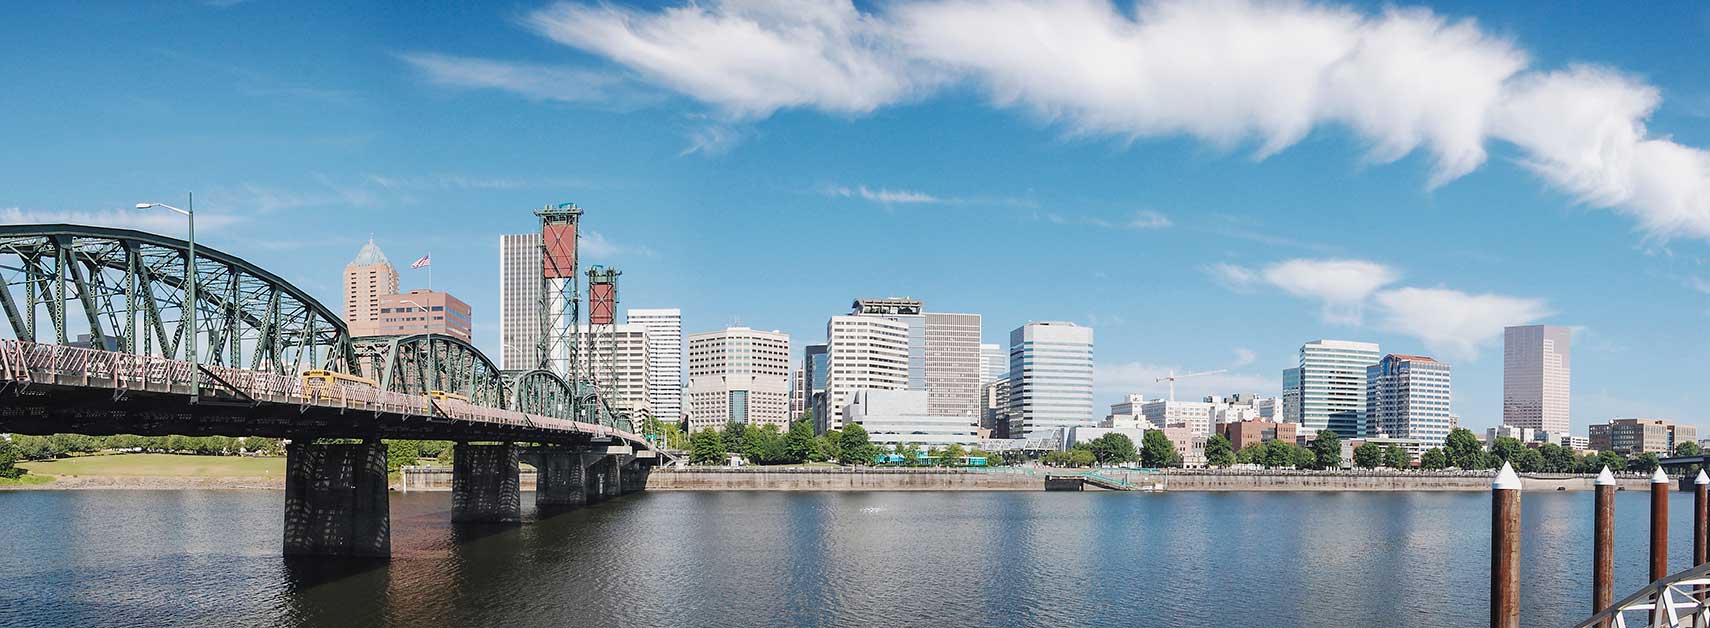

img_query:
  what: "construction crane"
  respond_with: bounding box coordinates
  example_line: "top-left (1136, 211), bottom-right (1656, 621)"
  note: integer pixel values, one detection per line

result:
top-left (1155, 369), bottom-right (1228, 402)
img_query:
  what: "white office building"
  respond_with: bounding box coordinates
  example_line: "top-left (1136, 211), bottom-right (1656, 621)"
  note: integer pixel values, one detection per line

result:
top-left (1104, 395), bottom-right (1158, 431)
top-left (626, 308), bottom-right (684, 421)
top-left (1143, 399), bottom-right (1215, 436)
top-left (1367, 354), bottom-right (1453, 445)
top-left (851, 298), bottom-right (926, 389)
top-left (1503, 324), bottom-right (1572, 436)
top-left (684, 327), bottom-right (792, 433)
top-left (1007, 322), bottom-right (1094, 441)
top-left (1284, 339), bottom-right (1381, 438)
top-left (923, 311), bottom-right (982, 420)
top-left (980, 343), bottom-right (1007, 383)
top-left (498, 233), bottom-right (542, 371)
top-left (821, 315), bottom-right (910, 432)
top-left (844, 389), bottom-right (979, 449)
top-left (575, 324), bottom-right (651, 420)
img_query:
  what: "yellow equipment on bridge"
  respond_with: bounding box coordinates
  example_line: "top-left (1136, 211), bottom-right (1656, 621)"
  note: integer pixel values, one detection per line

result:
top-left (301, 369), bottom-right (379, 391)
top-left (427, 390), bottom-right (468, 402)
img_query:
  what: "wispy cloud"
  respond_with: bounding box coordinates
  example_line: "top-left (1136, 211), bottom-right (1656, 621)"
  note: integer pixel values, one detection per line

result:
top-left (1128, 210), bottom-right (1172, 230)
top-left (680, 125), bottom-right (745, 156)
top-left (1095, 361), bottom-right (1273, 400)
top-left (580, 229), bottom-right (654, 260)
top-left (1214, 258), bottom-right (1401, 325)
top-left (398, 52), bottom-right (655, 106)
top-left (497, 0), bottom-right (1710, 243)
top-left (826, 184), bottom-right (941, 204)
top-left (1042, 209), bottom-right (1173, 230)
top-left (1233, 347), bottom-right (1257, 367)
top-left (0, 207), bottom-right (242, 235)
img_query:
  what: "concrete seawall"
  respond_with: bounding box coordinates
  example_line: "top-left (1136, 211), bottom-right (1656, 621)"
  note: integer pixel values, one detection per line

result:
top-left (644, 468), bottom-right (1662, 492)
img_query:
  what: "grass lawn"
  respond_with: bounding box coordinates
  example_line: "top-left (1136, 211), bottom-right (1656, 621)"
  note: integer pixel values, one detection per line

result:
top-left (0, 474), bottom-right (54, 486)
top-left (18, 453), bottom-right (286, 478)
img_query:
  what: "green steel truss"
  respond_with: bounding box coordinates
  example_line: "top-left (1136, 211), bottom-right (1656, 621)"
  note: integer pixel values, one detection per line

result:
top-left (351, 334), bottom-right (507, 409)
top-left (0, 224), bottom-right (353, 375)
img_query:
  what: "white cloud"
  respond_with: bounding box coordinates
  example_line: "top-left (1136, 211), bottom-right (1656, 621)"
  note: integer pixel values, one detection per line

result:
top-left (1204, 262), bottom-right (1259, 291)
top-left (0, 207), bottom-right (241, 236)
top-left (1232, 347), bottom-right (1257, 367)
top-left (398, 52), bottom-right (648, 105)
top-left (1689, 276), bottom-right (1710, 295)
top-left (1371, 287), bottom-right (1551, 361)
top-left (579, 229), bottom-right (653, 260)
top-left (1095, 361), bottom-right (1273, 400)
top-left (1128, 210), bottom-right (1172, 229)
top-left (1261, 258), bottom-right (1400, 325)
top-left (494, 0), bottom-right (1710, 243)
top-left (524, 1), bottom-right (934, 118)
top-left (827, 184), bottom-right (941, 204)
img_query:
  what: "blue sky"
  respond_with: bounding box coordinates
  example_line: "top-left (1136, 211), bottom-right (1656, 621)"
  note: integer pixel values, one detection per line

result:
top-left (3, 1), bottom-right (1709, 435)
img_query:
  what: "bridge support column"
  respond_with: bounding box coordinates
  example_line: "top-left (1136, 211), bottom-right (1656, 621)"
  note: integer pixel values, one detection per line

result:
top-left (621, 458), bottom-right (648, 494)
top-left (452, 443), bottom-right (522, 523)
top-left (283, 440), bottom-right (390, 558)
top-left (603, 455), bottom-right (625, 498)
top-left (533, 449), bottom-right (588, 507)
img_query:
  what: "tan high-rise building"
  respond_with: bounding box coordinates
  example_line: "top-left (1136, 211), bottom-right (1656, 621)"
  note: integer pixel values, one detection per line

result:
top-left (344, 239), bottom-right (399, 337)
top-left (1503, 325), bottom-right (1572, 435)
top-left (576, 324), bottom-right (652, 420)
top-left (375, 290), bottom-right (472, 342)
top-left (685, 327), bottom-right (792, 433)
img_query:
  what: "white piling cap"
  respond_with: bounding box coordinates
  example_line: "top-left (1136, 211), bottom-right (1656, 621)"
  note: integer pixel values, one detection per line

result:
top-left (1595, 466), bottom-right (1615, 486)
top-left (1697, 470), bottom-right (1708, 485)
top-left (1493, 462), bottom-right (1522, 490)
top-left (1652, 468), bottom-right (1670, 484)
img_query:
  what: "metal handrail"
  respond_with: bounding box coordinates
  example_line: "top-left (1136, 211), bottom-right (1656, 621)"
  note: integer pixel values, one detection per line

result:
top-left (0, 338), bottom-right (657, 452)
top-left (1576, 562), bottom-right (1710, 627)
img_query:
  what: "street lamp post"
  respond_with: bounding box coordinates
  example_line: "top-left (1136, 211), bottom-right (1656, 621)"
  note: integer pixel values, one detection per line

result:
top-left (401, 299), bottom-right (434, 401)
top-left (136, 196), bottom-right (198, 402)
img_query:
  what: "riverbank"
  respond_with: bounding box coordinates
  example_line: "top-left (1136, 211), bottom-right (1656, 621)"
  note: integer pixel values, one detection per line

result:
top-left (3, 453), bottom-right (287, 490)
top-left (645, 467), bottom-right (1662, 492)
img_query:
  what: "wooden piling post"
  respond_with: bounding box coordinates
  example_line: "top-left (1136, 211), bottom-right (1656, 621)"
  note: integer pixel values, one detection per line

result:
top-left (1594, 466), bottom-right (1615, 628)
top-left (1652, 468), bottom-right (1671, 626)
top-left (1492, 462), bottom-right (1521, 628)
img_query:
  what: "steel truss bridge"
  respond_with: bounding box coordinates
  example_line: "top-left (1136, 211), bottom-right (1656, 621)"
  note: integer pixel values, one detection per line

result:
top-left (0, 224), bottom-right (664, 557)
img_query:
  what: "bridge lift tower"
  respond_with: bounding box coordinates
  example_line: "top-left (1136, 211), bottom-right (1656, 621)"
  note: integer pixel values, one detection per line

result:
top-left (536, 203), bottom-right (582, 420)
top-left (586, 265), bottom-right (622, 427)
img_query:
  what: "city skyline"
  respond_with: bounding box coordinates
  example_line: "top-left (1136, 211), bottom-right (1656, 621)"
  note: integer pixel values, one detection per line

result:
top-left (3, 2), bottom-right (1707, 433)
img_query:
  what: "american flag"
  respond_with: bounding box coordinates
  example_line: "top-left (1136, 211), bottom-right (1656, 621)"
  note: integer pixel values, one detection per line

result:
top-left (410, 254), bottom-right (430, 269)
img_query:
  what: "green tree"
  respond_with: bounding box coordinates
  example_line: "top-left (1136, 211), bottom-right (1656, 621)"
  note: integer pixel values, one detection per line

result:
top-left (244, 437), bottom-right (284, 456)
top-left (385, 440), bottom-right (420, 472)
top-left (1140, 430), bottom-right (1179, 468)
top-left (690, 429), bottom-right (727, 465)
top-left (1538, 443), bottom-right (1574, 473)
top-left (722, 420), bottom-right (751, 455)
top-left (818, 429), bottom-right (843, 463)
top-left (1597, 450), bottom-right (1628, 472)
top-left (1204, 434), bottom-right (1234, 468)
top-left (1042, 451), bottom-right (1071, 467)
top-left (938, 443), bottom-right (967, 467)
top-left (840, 424), bottom-right (876, 465)
top-left (1631, 452), bottom-right (1660, 474)
top-left (894, 442), bottom-right (922, 466)
top-left (1069, 449), bottom-right (1096, 467)
top-left (1310, 430), bottom-right (1342, 470)
top-left (1445, 428), bottom-right (1484, 469)
top-left (1677, 442), bottom-right (1703, 457)
top-left (1489, 437), bottom-right (1525, 464)
top-left (785, 420), bottom-right (818, 464)
top-left (1235, 443), bottom-right (1264, 465)
top-left (1419, 447), bottom-right (1449, 470)
top-left (742, 424), bottom-right (787, 464)
top-left (1353, 442), bottom-right (1382, 468)
top-left (1383, 444), bottom-right (1410, 469)
top-left (1512, 447), bottom-right (1544, 473)
top-left (1089, 433), bottom-right (1138, 466)
top-left (1288, 443), bottom-right (1317, 469)
top-left (0, 438), bottom-right (24, 479)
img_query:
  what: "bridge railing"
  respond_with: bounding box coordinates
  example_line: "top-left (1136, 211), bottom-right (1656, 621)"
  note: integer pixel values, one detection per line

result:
top-left (1574, 561), bottom-right (1710, 627)
top-left (0, 339), bottom-right (651, 449)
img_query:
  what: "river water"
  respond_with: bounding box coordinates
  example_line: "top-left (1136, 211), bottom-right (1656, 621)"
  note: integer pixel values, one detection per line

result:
top-left (0, 489), bottom-right (1702, 627)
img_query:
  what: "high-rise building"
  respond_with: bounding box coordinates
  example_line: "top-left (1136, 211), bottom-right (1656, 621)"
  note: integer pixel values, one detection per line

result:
top-left (344, 239), bottom-right (399, 337)
top-left (1007, 322), bottom-right (1094, 441)
top-left (803, 343), bottom-right (828, 421)
top-left (1142, 399), bottom-right (1214, 436)
top-left (980, 377), bottom-right (1010, 438)
top-left (375, 290), bottom-right (472, 342)
top-left (1366, 354), bottom-right (1453, 445)
top-left (923, 311), bottom-right (982, 420)
top-left (851, 298), bottom-right (926, 389)
top-left (1284, 339), bottom-right (1380, 438)
top-left (790, 367), bottom-right (806, 418)
top-left (1503, 325), bottom-right (1572, 436)
top-left (626, 308), bottom-right (684, 421)
top-left (498, 233), bottom-right (543, 370)
top-left (684, 327), bottom-right (792, 433)
top-left (979, 343), bottom-right (1007, 383)
top-left (820, 315), bottom-right (909, 432)
top-left (576, 323), bottom-right (650, 418)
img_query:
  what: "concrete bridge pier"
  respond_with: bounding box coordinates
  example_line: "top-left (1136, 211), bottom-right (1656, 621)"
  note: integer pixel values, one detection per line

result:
top-left (452, 442), bottom-right (522, 523)
top-left (529, 449), bottom-right (590, 508)
top-left (283, 440), bottom-right (390, 558)
top-left (620, 457), bottom-right (649, 494)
